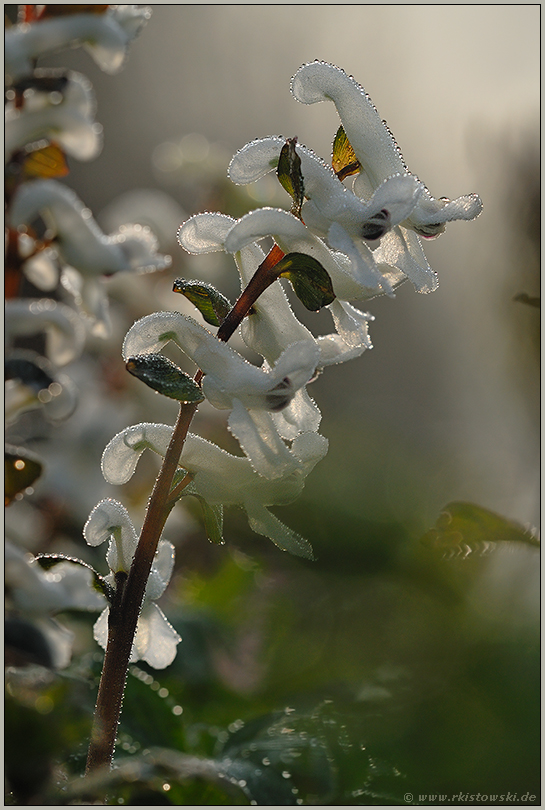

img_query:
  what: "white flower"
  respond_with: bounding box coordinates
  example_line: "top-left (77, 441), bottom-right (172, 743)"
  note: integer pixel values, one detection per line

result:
top-left (5, 6), bottom-right (152, 83)
top-left (5, 540), bottom-right (106, 669)
top-left (228, 137), bottom-right (438, 296)
top-left (101, 424), bottom-right (328, 559)
top-left (83, 498), bottom-right (181, 669)
top-left (5, 70), bottom-right (102, 162)
top-left (9, 179), bottom-right (171, 335)
top-left (178, 211), bottom-right (374, 364)
top-left (5, 298), bottom-right (86, 366)
top-left (177, 211), bottom-right (374, 440)
top-left (122, 311), bottom-right (321, 478)
top-left (290, 60), bottom-right (483, 238)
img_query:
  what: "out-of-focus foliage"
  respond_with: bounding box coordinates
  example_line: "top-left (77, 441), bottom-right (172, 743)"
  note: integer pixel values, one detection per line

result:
top-left (4, 5), bottom-right (539, 807)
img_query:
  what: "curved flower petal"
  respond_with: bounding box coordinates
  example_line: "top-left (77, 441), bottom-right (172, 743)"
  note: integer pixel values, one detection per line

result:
top-left (226, 400), bottom-right (303, 479)
top-left (101, 424), bottom-right (328, 558)
top-left (177, 211), bottom-right (235, 254)
top-left (145, 540), bottom-right (176, 601)
top-left (5, 70), bottom-right (102, 162)
top-left (224, 206), bottom-right (375, 302)
top-left (6, 542), bottom-right (105, 615)
top-left (291, 61), bottom-right (482, 236)
top-left (5, 298), bottom-right (86, 366)
top-left (328, 299), bottom-right (374, 350)
top-left (101, 421), bottom-right (170, 485)
top-left (123, 311), bottom-right (319, 414)
top-left (180, 211), bottom-right (316, 364)
top-left (132, 603), bottom-right (181, 668)
top-left (83, 498), bottom-right (138, 574)
top-left (9, 180), bottom-right (171, 277)
top-left (373, 227), bottom-right (438, 294)
top-left (5, 7), bottom-right (151, 83)
top-left (271, 388), bottom-right (321, 441)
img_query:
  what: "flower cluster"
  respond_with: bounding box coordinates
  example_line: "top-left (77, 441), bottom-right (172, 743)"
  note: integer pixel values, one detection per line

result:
top-left (4, 5), bottom-right (166, 670)
top-left (94, 61), bottom-right (481, 671)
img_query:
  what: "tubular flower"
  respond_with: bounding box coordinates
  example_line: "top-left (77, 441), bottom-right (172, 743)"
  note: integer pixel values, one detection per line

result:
top-left (228, 137), bottom-right (437, 297)
top-left (177, 211), bottom-right (373, 441)
top-left (290, 60), bottom-right (483, 238)
top-left (5, 5), bottom-right (152, 84)
top-left (122, 311), bottom-right (321, 478)
top-left (5, 69), bottom-right (102, 163)
top-left (178, 211), bottom-right (374, 364)
top-left (83, 498), bottom-right (181, 669)
top-left (5, 541), bottom-right (106, 669)
top-left (9, 179), bottom-right (171, 335)
top-left (101, 424), bottom-right (328, 559)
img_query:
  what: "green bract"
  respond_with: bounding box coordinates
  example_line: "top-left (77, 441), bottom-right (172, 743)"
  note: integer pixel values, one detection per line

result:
top-left (277, 137), bottom-right (305, 218)
top-left (275, 252), bottom-right (335, 311)
top-left (126, 354), bottom-right (205, 403)
top-left (172, 278), bottom-right (232, 327)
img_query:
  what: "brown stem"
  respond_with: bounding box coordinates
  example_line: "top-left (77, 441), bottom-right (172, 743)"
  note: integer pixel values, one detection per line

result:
top-left (217, 244), bottom-right (285, 342)
top-left (86, 241), bottom-right (286, 774)
top-left (85, 400), bottom-right (198, 773)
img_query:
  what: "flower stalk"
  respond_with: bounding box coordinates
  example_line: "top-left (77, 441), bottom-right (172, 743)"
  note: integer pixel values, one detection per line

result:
top-left (85, 248), bottom-right (287, 772)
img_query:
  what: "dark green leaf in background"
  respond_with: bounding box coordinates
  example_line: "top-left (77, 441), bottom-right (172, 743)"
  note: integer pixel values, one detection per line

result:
top-left (421, 501), bottom-right (540, 558)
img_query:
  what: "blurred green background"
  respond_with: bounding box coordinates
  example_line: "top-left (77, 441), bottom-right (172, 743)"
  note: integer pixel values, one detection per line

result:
top-left (5, 5), bottom-right (540, 805)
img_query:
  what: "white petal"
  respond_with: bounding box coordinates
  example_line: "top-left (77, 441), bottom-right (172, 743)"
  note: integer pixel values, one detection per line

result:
top-left (291, 61), bottom-right (406, 189)
top-left (244, 500), bottom-right (314, 559)
top-left (101, 422), bottom-right (173, 485)
top-left (5, 70), bottom-right (101, 161)
top-left (177, 212), bottom-right (235, 253)
top-left (228, 137), bottom-right (285, 185)
top-left (5, 11), bottom-right (150, 83)
top-left (374, 227), bottom-right (438, 294)
top-left (227, 400), bottom-right (303, 479)
top-left (93, 607), bottom-right (110, 652)
top-left (145, 540), bottom-right (175, 601)
top-left (328, 299), bottom-right (374, 349)
top-left (224, 207), bottom-right (365, 301)
top-left (5, 298), bottom-right (86, 366)
top-left (408, 192), bottom-right (483, 236)
top-left (9, 180), bottom-right (169, 277)
top-left (272, 388), bottom-right (321, 440)
top-left (23, 247), bottom-right (59, 291)
top-left (134, 603), bottom-right (181, 669)
top-left (327, 222), bottom-right (393, 297)
top-left (84, 499), bottom-right (138, 574)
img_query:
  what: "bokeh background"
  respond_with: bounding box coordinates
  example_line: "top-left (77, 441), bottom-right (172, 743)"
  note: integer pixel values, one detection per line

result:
top-left (6, 5), bottom-right (540, 805)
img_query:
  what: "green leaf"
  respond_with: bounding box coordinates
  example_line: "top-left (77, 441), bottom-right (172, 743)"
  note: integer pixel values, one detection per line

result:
top-left (35, 554), bottom-right (114, 602)
top-left (421, 501), bottom-right (540, 558)
top-left (275, 252), bottom-right (335, 311)
top-left (173, 279), bottom-right (232, 327)
top-left (5, 445), bottom-right (43, 506)
top-left (184, 484), bottom-right (224, 544)
top-left (277, 137), bottom-right (305, 218)
top-left (126, 354), bottom-right (205, 403)
top-left (332, 125), bottom-right (361, 181)
top-left (513, 292), bottom-right (540, 308)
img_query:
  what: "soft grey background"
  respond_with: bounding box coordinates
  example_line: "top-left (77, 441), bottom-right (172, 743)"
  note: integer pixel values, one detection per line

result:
top-left (42, 5), bottom-right (540, 534)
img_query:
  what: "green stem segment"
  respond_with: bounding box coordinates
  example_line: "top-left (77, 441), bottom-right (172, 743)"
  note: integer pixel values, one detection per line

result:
top-left (85, 243), bottom-right (286, 774)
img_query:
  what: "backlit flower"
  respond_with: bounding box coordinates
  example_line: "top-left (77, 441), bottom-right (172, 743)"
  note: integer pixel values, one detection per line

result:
top-left (83, 498), bottom-right (181, 669)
